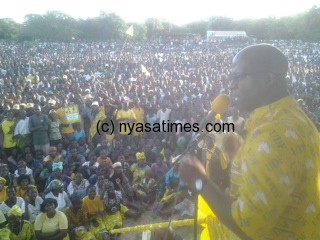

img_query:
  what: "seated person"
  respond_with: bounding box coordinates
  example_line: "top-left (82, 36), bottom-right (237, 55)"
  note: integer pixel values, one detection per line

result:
top-left (34, 198), bottom-right (69, 240)
top-left (0, 186), bottom-right (25, 217)
top-left (154, 163), bottom-right (186, 217)
top-left (0, 164), bottom-right (16, 187)
top-left (43, 146), bottom-right (62, 164)
top-left (25, 185), bottom-right (43, 224)
top-left (16, 174), bottom-right (32, 201)
top-left (64, 194), bottom-right (95, 240)
top-left (7, 205), bottom-right (34, 240)
top-left (44, 179), bottom-right (71, 211)
top-left (82, 185), bottom-right (106, 239)
top-left (45, 162), bottom-right (72, 192)
top-left (102, 182), bottom-right (128, 233)
top-left (96, 150), bottom-right (112, 168)
top-left (67, 172), bottom-right (90, 199)
top-left (14, 161), bottom-right (35, 184)
top-left (94, 139), bottom-right (112, 157)
top-left (65, 147), bottom-right (86, 169)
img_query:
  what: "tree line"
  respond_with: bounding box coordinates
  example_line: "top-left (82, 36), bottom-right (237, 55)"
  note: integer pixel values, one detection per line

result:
top-left (0, 6), bottom-right (319, 42)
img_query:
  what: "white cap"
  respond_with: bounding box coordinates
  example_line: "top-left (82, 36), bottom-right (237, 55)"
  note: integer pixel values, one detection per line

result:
top-left (112, 162), bottom-right (122, 168)
top-left (91, 101), bottom-right (99, 107)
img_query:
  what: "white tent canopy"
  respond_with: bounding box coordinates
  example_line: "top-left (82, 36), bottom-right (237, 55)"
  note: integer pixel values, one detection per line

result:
top-left (207, 31), bottom-right (247, 40)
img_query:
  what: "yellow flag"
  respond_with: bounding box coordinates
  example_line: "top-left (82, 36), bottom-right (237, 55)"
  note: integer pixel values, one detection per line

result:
top-left (141, 64), bottom-right (150, 76)
top-left (126, 25), bottom-right (134, 37)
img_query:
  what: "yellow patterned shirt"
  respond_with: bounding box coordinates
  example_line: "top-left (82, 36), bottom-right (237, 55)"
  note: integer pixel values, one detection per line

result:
top-left (230, 96), bottom-right (320, 239)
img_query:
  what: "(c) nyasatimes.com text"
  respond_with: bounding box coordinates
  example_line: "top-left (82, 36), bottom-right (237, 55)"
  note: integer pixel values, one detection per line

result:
top-left (96, 120), bottom-right (234, 136)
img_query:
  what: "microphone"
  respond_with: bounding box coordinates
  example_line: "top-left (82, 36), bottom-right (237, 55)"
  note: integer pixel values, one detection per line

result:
top-left (198, 94), bottom-right (231, 130)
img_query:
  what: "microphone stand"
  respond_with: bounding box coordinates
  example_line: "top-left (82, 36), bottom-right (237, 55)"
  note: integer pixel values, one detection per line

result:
top-left (171, 133), bottom-right (206, 240)
top-left (194, 192), bottom-right (199, 240)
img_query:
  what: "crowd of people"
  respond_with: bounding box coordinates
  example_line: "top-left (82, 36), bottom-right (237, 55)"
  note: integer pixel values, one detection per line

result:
top-left (0, 38), bottom-right (319, 239)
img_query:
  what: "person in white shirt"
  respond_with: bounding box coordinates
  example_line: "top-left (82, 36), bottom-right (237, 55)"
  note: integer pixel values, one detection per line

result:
top-left (0, 186), bottom-right (25, 216)
top-left (66, 172), bottom-right (89, 199)
top-left (14, 110), bottom-right (31, 149)
top-left (156, 103), bottom-right (171, 132)
top-left (25, 186), bottom-right (43, 223)
top-left (44, 179), bottom-right (71, 211)
top-left (14, 160), bottom-right (35, 184)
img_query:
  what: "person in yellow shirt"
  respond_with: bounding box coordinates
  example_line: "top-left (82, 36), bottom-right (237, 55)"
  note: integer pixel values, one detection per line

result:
top-left (0, 177), bottom-right (8, 203)
top-left (1, 112), bottom-right (17, 156)
top-left (179, 44), bottom-right (320, 240)
top-left (55, 106), bottom-right (75, 140)
top-left (116, 102), bottom-right (136, 146)
top-left (131, 100), bottom-right (145, 143)
top-left (82, 185), bottom-right (106, 239)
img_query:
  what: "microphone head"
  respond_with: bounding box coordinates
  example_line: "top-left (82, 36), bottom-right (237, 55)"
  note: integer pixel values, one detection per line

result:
top-left (211, 94), bottom-right (230, 116)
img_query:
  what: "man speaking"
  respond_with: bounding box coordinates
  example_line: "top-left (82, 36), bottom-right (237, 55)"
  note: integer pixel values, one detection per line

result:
top-left (179, 44), bottom-right (320, 239)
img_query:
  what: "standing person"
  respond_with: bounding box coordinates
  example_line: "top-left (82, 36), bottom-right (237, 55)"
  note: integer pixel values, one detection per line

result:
top-left (156, 103), bottom-right (171, 133)
top-left (179, 44), bottom-right (320, 239)
top-left (13, 110), bottom-right (31, 150)
top-left (48, 110), bottom-right (63, 146)
top-left (0, 111), bottom-right (17, 157)
top-left (29, 105), bottom-right (50, 156)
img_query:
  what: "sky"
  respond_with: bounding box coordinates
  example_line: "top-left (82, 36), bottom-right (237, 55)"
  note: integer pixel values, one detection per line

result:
top-left (1, 0), bottom-right (319, 25)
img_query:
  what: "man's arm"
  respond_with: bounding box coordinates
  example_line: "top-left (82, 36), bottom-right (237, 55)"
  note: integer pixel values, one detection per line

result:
top-left (201, 176), bottom-right (251, 240)
top-left (179, 155), bottom-right (250, 240)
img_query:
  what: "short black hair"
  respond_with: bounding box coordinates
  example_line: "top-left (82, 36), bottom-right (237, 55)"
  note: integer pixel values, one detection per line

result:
top-left (40, 198), bottom-right (58, 212)
top-left (17, 174), bottom-right (30, 185)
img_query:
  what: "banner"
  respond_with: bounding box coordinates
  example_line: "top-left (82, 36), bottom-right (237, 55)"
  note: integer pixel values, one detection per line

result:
top-left (65, 105), bottom-right (80, 123)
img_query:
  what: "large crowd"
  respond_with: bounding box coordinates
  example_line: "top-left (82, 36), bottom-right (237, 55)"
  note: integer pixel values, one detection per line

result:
top-left (0, 38), bottom-right (319, 240)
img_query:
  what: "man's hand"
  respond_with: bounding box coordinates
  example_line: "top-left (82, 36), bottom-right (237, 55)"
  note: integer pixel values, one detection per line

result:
top-left (178, 154), bottom-right (206, 191)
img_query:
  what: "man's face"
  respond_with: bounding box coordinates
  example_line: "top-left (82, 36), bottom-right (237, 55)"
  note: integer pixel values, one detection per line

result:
top-left (230, 58), bottom-right (264, 114)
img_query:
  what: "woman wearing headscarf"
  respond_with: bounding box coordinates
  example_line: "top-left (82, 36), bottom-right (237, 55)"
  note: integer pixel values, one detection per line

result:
top-left (34, 198), bottom-right (69, 240)
top-left (44, 179), bottom-right (71, 211)
top-left (130, 152), bottom-right (151, 185)
top-left (45, 162), bottom-right (72, 192)
top-left (130, 152), bottom-right (155, 207)
top-left (102, 182), bottom-right (128, 232)
top-left (25, 185), bottom-right (43, 224)
top-left (7, 205), bottom-right (34, 240)
top-left (0, 177), bottom-right (8, 203)
top-left (0, 186), bottom-right (25, 217)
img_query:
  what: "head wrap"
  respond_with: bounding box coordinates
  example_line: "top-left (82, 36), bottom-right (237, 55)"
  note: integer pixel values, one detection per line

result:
top-left (44, 179), bottom-right (64, 194)
top-left (112, 162), bottom-right (122, 168)
top-left (136, 152), bottom-right (146, 161)
top-left (12, 104), bottom-right (20, 110)
top-left (0, 177), bottom-right (6, 185)
top-left (52, 162), bottom-right (63, 172)
top-left (7, 205), bottom-right (23, 218)
top-left (26, 103), bottom-right (34, 109)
